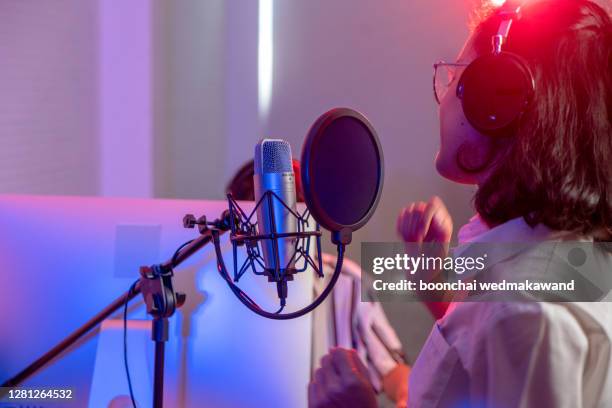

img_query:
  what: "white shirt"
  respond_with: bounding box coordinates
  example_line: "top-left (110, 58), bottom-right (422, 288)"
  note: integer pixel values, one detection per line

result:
top-left (408, 216), bottom-right (612, 407)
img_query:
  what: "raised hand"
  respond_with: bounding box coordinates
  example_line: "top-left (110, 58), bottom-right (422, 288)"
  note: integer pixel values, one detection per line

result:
top-left (396, 196), bottom-right (453, 244)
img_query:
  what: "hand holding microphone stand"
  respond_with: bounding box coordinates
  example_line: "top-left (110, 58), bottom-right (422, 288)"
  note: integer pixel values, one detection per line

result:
top-left (0, 108), bottom-right (384, 408)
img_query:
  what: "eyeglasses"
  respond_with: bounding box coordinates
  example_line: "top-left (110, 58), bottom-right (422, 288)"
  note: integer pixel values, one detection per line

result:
top-left (433, 61), bottom-right (469, 104)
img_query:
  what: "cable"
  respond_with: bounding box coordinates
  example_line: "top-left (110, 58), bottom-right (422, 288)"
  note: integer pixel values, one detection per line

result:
top-left (124, 279), bottom-right (140, 408)
top-left (171, 239), bottom-right (194, 266)
top-left (212, 229), bottom-right (345, 320)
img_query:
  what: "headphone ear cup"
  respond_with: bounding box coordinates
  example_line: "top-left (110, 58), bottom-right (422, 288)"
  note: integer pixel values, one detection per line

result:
top-left (457, 53), bottom-right (534, 135)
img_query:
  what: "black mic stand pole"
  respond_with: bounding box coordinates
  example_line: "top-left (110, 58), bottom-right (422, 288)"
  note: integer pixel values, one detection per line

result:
top-left (1, 211), bottom-right (233, 408)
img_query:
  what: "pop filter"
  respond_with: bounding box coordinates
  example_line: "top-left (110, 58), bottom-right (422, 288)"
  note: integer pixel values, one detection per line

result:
top-left (301, 108), bottom-right (384, 244)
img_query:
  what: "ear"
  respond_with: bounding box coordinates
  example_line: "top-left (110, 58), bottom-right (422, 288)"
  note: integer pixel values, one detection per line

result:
top-left (455, 136), bottom-right (497, 174)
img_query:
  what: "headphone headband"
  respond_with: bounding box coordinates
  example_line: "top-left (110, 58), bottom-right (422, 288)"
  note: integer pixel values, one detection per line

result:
top-left (493, 2), bottom-right (523, 54)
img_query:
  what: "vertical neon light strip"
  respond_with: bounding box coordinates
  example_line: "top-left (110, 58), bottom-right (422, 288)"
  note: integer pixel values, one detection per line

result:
top-left (258, 0), bottom-right (273, 120)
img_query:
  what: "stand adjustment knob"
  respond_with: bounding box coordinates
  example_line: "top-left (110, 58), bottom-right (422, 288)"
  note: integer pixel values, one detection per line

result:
top-left (183, 214), bottom-right (197, 229)
top-left (183, 214), bottom-right (209, 233)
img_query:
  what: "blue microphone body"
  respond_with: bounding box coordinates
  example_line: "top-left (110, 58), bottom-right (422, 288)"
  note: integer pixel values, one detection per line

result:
top-left (254, 139), bottom-right (298, 277)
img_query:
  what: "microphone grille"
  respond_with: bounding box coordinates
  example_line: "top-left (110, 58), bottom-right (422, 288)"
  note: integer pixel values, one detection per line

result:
top-left (254, 139), bottom-right (293, 174)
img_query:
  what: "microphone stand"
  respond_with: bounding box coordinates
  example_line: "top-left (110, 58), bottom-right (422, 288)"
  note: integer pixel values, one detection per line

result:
top-left (1, 212), bottom-right (233, 408)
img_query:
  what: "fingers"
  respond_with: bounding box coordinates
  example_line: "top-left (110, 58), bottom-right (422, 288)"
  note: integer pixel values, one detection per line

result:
top-left (397, 202), bottom-right (415, 242)
top-left (309, 349), bottom-right (377, 408)
top-left (347, 349), bottom-right (371, 381)
top-left (309, 369), bottom-right (341, 408)
top-left (308, 378), bottom-right (323, 408)
top-left (397, 196), bottom-right (453, 244)
top-left (411, 202), bottom-right (427, 243)
top-left (396, 203), bottom-right (413, 241)
top-left (397, 201), bottom-right (426, 243)
top-left (396, 207), bottom-right (406, 238)
top-left (309, 353), bottom-right (343, 408)
top-left (330, 348), bottom-right (370, 386)
top-left (425, 196), bottom-right (453, 243)
top-left (426, 211), bottom-right (452, 242)
top-left (416, 199), bottom-right (441, 243)
top-left (319, 353), bottom-right (341, 384)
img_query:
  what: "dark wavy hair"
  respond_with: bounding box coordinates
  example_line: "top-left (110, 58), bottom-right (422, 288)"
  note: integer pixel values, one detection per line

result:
top-left (469, 0), bottom-right (612, 240)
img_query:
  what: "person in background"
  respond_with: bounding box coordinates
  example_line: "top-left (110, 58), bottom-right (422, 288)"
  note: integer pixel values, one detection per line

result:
top-left (227, 159), bottom-right (411, 407)
top-left (309, 0), bottom-right (612, 406)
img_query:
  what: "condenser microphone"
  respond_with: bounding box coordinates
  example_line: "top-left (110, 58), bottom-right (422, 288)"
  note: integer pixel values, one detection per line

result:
top-left (253, 139), bottom-right (298, 282)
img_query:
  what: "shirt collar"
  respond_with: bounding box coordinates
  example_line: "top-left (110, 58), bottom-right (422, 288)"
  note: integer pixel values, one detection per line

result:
top-left (457, 214), bottom-right (560, 245)
top-left (452, 215), bottom-right (575, 275)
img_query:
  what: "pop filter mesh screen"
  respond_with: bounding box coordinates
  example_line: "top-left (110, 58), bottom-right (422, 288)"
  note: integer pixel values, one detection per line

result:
top-left (311, 116), bottom-right (380, 227)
